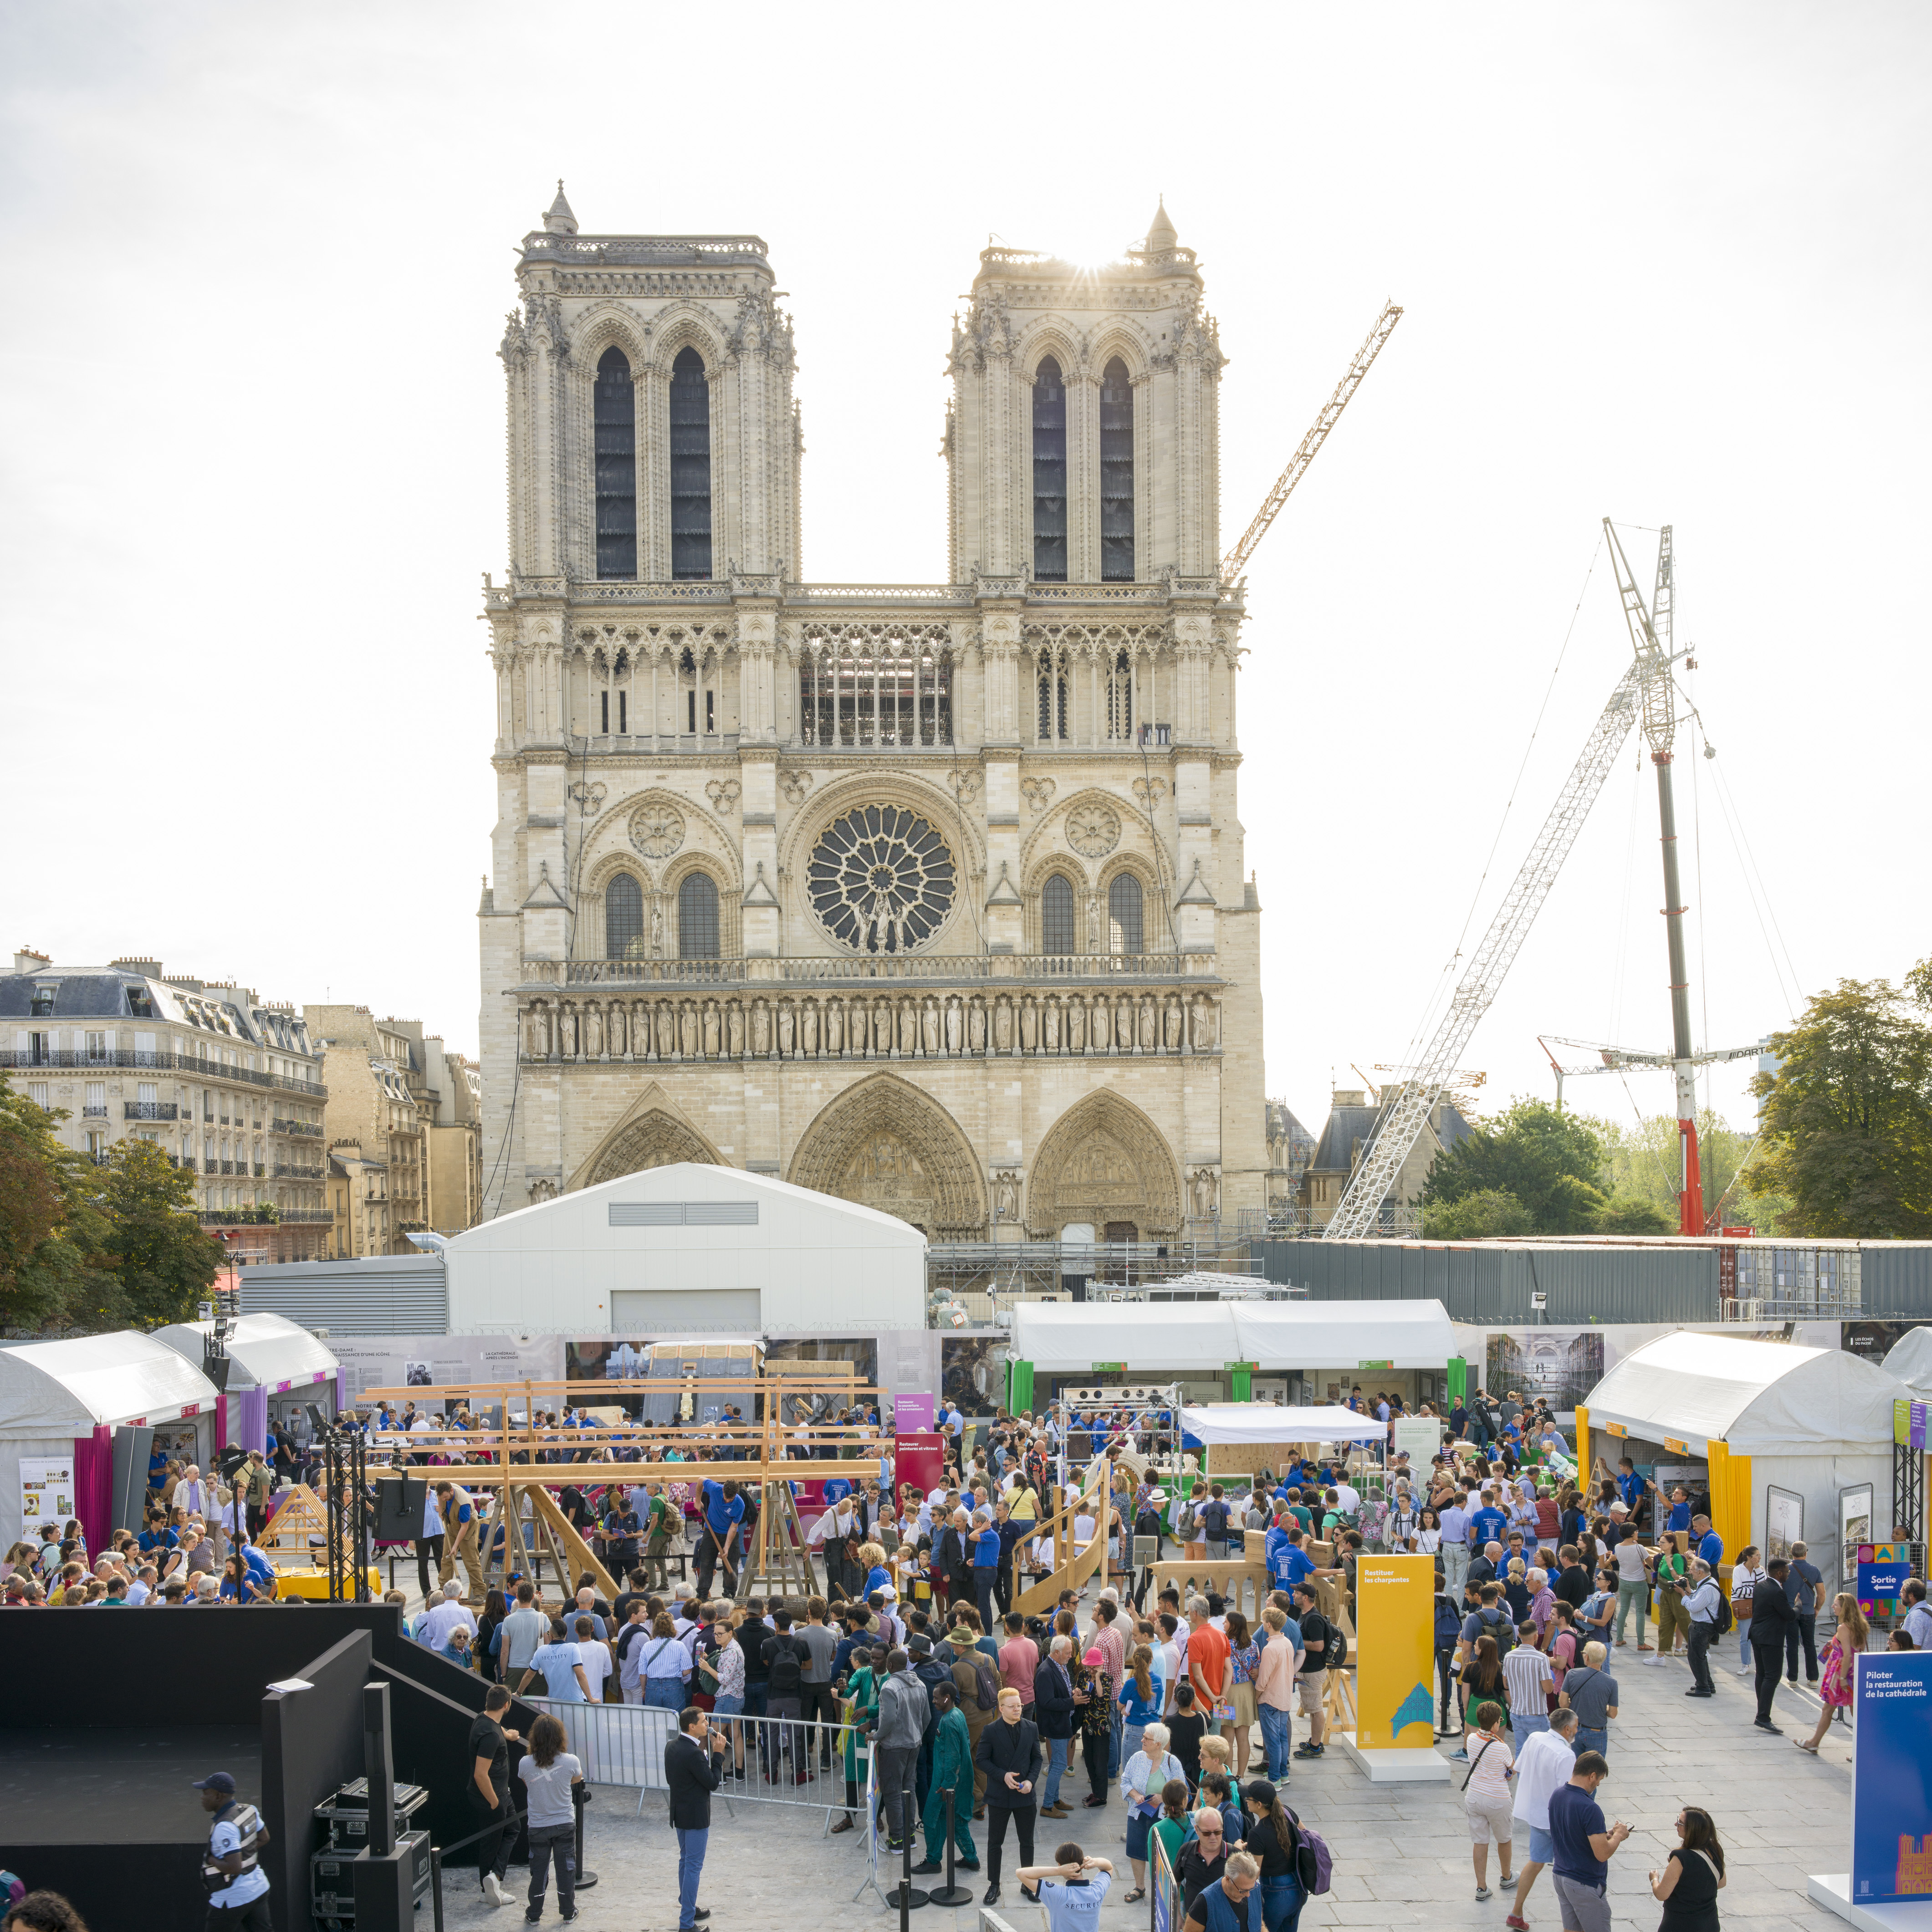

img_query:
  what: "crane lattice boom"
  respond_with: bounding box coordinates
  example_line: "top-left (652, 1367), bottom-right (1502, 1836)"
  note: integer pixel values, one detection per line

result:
top-left (1219, 301), bottom-right (1403, 582)
top-left (1324, 654), bottom-right (1660, 1240)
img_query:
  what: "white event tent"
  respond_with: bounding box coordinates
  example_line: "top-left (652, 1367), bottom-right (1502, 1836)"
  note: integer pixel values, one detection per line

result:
top-left (1007, 1298), bottom-right (1454, 1373)
top-left (1181, 1402), bottom-right (1389, 1445)
top-left (1879, 1325), bottom-right (1932, 1399)
top-left (1578, 1330), bottom-right (1908, 1582)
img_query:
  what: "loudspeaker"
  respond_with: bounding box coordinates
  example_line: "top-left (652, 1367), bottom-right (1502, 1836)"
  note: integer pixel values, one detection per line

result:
top-left (374, 1475), bottom-right (427, 1544)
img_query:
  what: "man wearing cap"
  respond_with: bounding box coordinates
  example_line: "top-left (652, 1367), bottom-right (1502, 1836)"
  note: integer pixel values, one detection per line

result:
top-left (196, 1771), bottom-right (272, 1928)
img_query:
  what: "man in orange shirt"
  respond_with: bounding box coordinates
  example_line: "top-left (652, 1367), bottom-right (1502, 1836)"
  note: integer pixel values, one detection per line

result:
top-left (1185, 1596), bottom-right (1232, 1747)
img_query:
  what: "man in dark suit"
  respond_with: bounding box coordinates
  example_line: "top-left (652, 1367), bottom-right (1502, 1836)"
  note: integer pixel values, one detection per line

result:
top-left (1031, 1634), bottom-right (1077, 1820)
top-left (664, 1705), bottom-right (726, 1932)
top-left (937, 1509), bottom-right (971, 1619)
top-left (1748, 1557), bottom-right (1798, 1732)
top-left (974, 1686), bottom-right (1042, 1907)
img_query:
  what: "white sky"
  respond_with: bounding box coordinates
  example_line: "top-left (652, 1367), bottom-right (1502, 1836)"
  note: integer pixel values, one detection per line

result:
top-left (3, 4), bottom-right (1927, 1149)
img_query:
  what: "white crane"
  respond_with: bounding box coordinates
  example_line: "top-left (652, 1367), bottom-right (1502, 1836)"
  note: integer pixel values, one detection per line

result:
top-left (1323, 543), bottom-right (1680, 1240)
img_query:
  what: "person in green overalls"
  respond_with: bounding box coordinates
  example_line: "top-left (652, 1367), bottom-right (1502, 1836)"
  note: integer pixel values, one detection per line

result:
top-left (833, 1648), bottom-right (880, 1835)
top-left (914, 1681), bottom-right (979, 1874)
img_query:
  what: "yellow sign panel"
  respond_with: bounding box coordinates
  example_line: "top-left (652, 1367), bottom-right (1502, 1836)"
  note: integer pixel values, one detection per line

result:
top-left (1664, 1436), bottom-right (1689, 1455)
top-left (1354, 1554), bottom-right (1436, 1750)
top-left (1604, 1421), bottom-right (1628, 1437)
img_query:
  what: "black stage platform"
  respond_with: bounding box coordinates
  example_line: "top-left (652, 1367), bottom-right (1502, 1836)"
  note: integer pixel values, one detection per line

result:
top-left (0, 1725), bottom-right (262, 1842)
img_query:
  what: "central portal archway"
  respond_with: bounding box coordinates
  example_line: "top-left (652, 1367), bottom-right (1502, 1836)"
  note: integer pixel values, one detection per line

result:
top-left (1027, 1091), bottom-right (1183, 1238)
top-left (788, 1074), bottom-right (986, 1239)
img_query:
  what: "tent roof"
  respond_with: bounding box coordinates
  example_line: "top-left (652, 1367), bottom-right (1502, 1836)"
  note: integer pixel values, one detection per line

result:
top-left (1880, 1326), bottom-right (1932, 1398)
top-left (1007, 1298), bottom-right (1454, 1373)
top-left (0, 1330), bottom-right (220, 1436)
top-left (1183, 1402), bottom-right (1389, 1444)
top-left (1582, 1330), bottom-right (1908, 1457)
top-left (149, 1313), bottom-right (339, 1393)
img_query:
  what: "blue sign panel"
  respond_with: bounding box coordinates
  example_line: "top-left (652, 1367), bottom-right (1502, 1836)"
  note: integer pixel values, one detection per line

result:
top-left (1851, 1650), bottom-right (1932, 1903)
top-left (1857, 1560), bottom-right (1912, 1601)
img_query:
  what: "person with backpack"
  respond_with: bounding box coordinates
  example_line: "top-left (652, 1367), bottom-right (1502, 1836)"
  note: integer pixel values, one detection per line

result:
top-left (761, 1607), bottom-right (810, 1783)
top-left (947, 1615), bottom-right (1002, 1814)
top-left (1199, 1486), bottom-right (1234, 1563)
top-left (1434, 1592), bottom-right (1465, 1737)
top-left (1242, 1778), bottom-right (1324, 1932)
top-left (1457, 1582), bottom-right (1517, 1670)
top-left (1288, 1584), bottom-right (1334, 1760)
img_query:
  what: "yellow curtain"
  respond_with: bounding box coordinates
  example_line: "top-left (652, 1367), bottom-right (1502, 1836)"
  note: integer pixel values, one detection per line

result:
top-left (1574, 1405), bottom-right (1590, 1478)
top-left (1706, 1438), bottom-right (1752, 1563)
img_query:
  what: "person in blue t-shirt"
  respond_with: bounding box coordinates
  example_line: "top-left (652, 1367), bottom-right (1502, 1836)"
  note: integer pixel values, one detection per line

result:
top-left (1469, 1492), bottom-right (1509, 1549)
top-left (699, 1477), bottom-right (745, 1595)
top-left (1547, 1755), bottom-right (1631, 1925)
top-left (1692, 1516), bottom-right (1723, 1568)
top-left (1663, 1487), bottom-right (1692, 1533)
top-left (971, 1516), bottom-right (1002, 1629)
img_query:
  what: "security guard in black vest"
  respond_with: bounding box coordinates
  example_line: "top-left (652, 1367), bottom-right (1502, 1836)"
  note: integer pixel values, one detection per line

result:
top-left (194, 1771), bottom-right (273, 1930)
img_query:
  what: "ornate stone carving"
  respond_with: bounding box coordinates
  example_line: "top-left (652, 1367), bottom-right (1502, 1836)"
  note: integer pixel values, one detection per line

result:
top-left (582, 1109), bottom-right (718, 1187)
top-left (807, 804), bottom-right (957, 955)
top-left (1067, 802), bottom-right (1121, 857)
top-left (629, 805), bottom-right (685, 858)
top-left (528, 1177), bottom-right (557, 1204)
top-left (947, 769), bottom-right (982, 806)
top-left (569, 780), bottom-right (608, 815)
top-left (1021, 777), bottom-right (1057, 814)
top-left (705, 779), bottom-right (741, 813)
top-left (994, 1170), bottom-right (1022, 1221)
top-left (780, 771), bottom-right (814, 806)
top-left (787, 1073), bottom-right (988, 1238)
top-left (1027, 1091), bottom-right (1184, 1237)
top-left (1190, 1167), bottom-right (1221, 1220)
top-left (1131, 777), bottom-right (1167, 808)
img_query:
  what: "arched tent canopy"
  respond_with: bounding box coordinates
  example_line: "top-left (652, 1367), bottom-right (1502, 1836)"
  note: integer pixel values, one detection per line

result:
top-left (1577, 1331), bottom-right (1911, 1581)
top-left (1581, 1331), bottom-right (1905, 1459)
top-left (151, 1312), bottom-right (339, 1395)
top-left (0, 1331), bottom-right (217, 1436)
top-left (1007, 1298), bottom-right (1453, 1375)
top-left (1878, 1325), bottom-right (1932, 1398)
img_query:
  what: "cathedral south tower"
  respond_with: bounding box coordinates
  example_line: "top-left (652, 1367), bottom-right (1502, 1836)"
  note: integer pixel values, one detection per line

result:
top-left (479, 189), bottom-right (1266, 1255)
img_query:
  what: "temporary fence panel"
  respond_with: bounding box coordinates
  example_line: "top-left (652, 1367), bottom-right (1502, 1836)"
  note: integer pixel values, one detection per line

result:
top-left (526, 1697), bottom-right (855, 1825)
top-left (1151, 1816), bottom-right (1182, 1932)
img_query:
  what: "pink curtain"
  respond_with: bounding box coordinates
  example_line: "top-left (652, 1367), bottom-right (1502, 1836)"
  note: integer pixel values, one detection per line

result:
top-left (73, 1425), bottom-right (115, 1551)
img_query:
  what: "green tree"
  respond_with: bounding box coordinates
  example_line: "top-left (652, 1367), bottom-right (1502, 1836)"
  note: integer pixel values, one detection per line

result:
top-left (1421, 1187), bottom-right (1534, 1240)
top-left (98, 1139), bottom-right (224, 1326)
top-left (1743, 978), bottom-right (1932, 1238)
top-left (1592, 1109), bottom-right (1779, 1232)
top-left (1422, 1097), bottom-right (1608, 1232)
top-left (1592, 1195), bottom-right (1674, 1235)
top-left (0, 1072), bottom-right (117, 1331)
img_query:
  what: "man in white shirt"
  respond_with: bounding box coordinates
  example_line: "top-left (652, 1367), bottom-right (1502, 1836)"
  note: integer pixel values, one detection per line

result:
top-left (177, 1466), bottom-right (211, 1520)
top-left (127, 1564), bottom-right (156, 1607)
top-left (419, 1581), bottom-right (478, 1651)
top-left (1334, 1479), bottom-right (1361, 1517)
top-left (1508, 1708), bottom-right (1579, 1931)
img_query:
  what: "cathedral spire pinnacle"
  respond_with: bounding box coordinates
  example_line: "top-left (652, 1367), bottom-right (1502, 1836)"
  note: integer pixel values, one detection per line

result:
top-left (1145, 196), bottom-right (1178, 252)
top-left (543, 180), bottom-right (578, 236)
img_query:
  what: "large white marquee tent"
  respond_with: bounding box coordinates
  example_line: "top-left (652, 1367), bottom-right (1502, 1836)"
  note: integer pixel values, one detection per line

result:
top-left (1007, 1298), bottom-right (1455, 1373)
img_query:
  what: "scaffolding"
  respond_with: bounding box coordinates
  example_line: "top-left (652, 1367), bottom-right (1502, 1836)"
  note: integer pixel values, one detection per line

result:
top-left (926, 1237), bottom-right (1267, 1326)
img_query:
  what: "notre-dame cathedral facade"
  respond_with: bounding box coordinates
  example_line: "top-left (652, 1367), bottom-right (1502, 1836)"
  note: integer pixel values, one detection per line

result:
top-left (478, 187), bottom-right (1267, 1247)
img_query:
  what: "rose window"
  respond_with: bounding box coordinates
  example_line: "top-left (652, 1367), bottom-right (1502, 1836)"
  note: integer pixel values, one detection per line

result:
top-left (808, 805), bottom-right (956, 954)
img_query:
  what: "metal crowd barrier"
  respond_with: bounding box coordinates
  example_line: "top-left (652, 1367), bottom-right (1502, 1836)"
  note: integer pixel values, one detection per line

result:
top-left (525, 1698), bottom-right (858, 1829)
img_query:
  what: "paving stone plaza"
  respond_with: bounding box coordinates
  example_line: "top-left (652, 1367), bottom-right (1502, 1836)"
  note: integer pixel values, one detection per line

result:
top-left (433, 1588), bottom-right (1858, 1932)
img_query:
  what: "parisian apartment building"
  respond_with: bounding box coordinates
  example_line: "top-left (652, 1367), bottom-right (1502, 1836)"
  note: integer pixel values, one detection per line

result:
top-left (303, 1005), bottom-right (483, 1257)
top-left (2, 947), bottom-right (332, 1262)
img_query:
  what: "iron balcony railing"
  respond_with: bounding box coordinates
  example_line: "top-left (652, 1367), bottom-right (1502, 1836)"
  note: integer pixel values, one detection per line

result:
top-left (272, 1119), bottom-right (324, 1136)
top-left (273, 1164), bottom-right (325, 1180)
top-left (124, 1101), bottom-right (179, 1120)
top-left (0, 1049), bottom-right (325, 1096)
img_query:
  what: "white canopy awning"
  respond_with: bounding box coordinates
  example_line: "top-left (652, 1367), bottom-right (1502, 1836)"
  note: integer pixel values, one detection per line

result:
top-left (1011, 1302), bottom-right (1239, 1373)
top-left (150, 1313), bottom-right (339, 1393)
top-left (1880, 1326), bottom-right (1932, 1399)
top-left (1183, 1402), bottom-right (1389, 1444)
top-left (1582, 1330), bottom-right (1908, 1457)
top-left (1008, 1298), bottom-right (1455, 1373)
top-left (0, 1331), bottom-right (220, 1436)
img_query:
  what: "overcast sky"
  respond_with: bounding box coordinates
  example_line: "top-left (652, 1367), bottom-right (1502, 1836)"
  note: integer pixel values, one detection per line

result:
top-left (3, 3), bottom-right (1926, 1152)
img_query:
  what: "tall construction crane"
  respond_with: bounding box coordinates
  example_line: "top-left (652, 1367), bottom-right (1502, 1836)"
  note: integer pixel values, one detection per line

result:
top-left (1323, 520), bottom-right (1682, 1242)
top-left (1220, 301), bottom-right (1403, 581)
top-left (1538, 1034), bottom-right (1761, 1120)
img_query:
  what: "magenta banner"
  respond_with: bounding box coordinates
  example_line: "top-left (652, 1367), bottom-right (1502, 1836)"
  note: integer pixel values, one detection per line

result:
top-left (894, 1393), bottom-right (935, 1432)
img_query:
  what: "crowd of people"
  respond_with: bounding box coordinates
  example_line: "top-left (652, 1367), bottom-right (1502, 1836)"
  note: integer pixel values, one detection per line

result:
top-left (5, 1375), bottom-right (1919, 1932)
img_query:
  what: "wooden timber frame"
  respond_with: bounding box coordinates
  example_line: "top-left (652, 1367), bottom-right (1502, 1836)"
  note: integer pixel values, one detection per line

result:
top-left (359, 1375), bottom-right (882, 1606)
top-left (1010, 1452), bottom-right (1112, 1616)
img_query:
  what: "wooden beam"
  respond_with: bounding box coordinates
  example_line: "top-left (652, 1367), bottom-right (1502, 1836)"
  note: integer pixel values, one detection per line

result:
top-left (369, 1460), bottom-right (879, 1483)
top-left (528, 1484), bottom-right (620, 1602)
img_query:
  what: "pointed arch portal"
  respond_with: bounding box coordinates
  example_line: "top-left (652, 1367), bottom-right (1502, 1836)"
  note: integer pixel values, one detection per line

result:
top-left (788, 1073), bottom-right (987, 1239)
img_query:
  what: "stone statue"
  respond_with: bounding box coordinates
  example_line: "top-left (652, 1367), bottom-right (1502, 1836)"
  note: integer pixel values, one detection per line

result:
top-left (650, 899), bottom-right (664, 957)
top-left (726, 1001), bottom-right (745, 1058)
top-left (1191, 995), bottom-right (1218, 1051)
top-left (826, 999), bottom-right (845, 1055)
top-left (1139, 994), bottom-right (1157, 1050)
top-left (1087, 891), bottom-right (1103, 951)
top-left (1067, 997), bottom-right (1085, 1053)
top-left (529, 1178), bottom-right (557, 1205)
top-left (751, 1001), bottom-right (772, 1055)
top-left (849, 999), bottom-right (867, 1055)
top-left (702, 1002), bottom-right (721, 1058)
top-left (1043, 999), bottom-right (1061, 1053)
top-left (993, 997), bottom-right (1013, 1052)
top-left (1019, 998), bottom-right (1037, 1052)
top-left (560, 1006), bottom-right (579, 1059)
top-left (777, 1003), bottom-right (795, 1056)
top-left (584, 1003), bottom-right (604, 1060)
top-left (945, 997), bottom-right (962, 1054)
top-left (1117, 998), bottom-right (1135, 1051)
top-left (655, 1002), bottom-right (675, 1059)
top-left (921, 997), bottom-right (940, 1056)
top-left (1164, 995), bottom-right (1183, 1051)
top-left (608, 1004), bottom-right (627, 1058)
top-left (967, 998), bottom-right (987, 1053)
top-left (996, 1171), bottom-right (1019, 1220)
top-left (898, 998), bottom-right (917, 1056)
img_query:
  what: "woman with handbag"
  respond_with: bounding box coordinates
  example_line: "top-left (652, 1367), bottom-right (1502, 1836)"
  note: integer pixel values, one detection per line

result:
top-left (1460, 1702), bottom-right (1516, 1901)
top-left (1796, 1595), bottom-right (1865, 1753)
top-left (1648, 1805), bottom-right (1727, 1932)
top-left (1240, 1778), bottom-right (1307, 1932)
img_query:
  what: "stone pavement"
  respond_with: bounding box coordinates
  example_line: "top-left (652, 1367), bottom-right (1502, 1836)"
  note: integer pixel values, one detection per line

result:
top-left (430, 1625), bottom-right (1860, 1932)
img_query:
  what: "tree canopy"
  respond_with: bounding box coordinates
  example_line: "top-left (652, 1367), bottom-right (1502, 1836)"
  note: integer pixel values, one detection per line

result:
top-left (1421, 1096), bottom-right (1611, 1234)
top-left (0, 1073), bottom-right (225, 1334)
top-left (1743, 976), bottom-right (1932, 1239)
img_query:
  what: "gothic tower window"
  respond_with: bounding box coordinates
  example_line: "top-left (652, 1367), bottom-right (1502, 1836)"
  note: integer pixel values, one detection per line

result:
top-left (1037, 658), bottom-right (1067, 741)
top-left (1108, 873), bottom-right (1144, 955)
top-left (1042, 872), bottom-right (1076, 955)
top-left (1099, 357), bottom-right (1134, 581)
top-left (670, 347), bottom-right (713, 580)
top-left (1107, 649), bottom-right (1133, 741)
top-left (678, 872), bottom-right (721, 958)
top-left (593, 347), bottom-right (637, 579)
top-left (1032, 356), bottom-right (1067, 582)
top-left (604, 873), bottom-right (644, 959)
